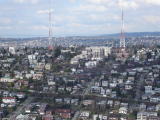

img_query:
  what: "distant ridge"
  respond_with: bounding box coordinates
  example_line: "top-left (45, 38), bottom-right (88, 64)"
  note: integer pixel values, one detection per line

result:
top-left (0, 32), bottom-right (160, 39)
top-left (101, 32), bottom-right (160, 37)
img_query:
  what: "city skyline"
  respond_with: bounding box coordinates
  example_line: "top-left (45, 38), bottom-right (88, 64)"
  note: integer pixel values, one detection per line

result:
top-left (0, 0), bottom-right (160, 37)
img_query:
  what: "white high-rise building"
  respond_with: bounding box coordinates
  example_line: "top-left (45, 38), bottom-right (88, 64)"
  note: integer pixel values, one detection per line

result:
top-left (9, 47), bottom-right (16, 55)
top-left (86, 47), bottom-right (111, 60)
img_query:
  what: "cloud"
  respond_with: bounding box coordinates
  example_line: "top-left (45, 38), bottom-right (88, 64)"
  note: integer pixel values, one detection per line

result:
top-left (0, 18), bottom-right (12, 24)
top-left (0, 26), bottom-right (12, 30)
top-left (1, 0), bottom-right (160, 37)
top-left (86, 0), bottom-right (139, 9)
top-left (65, 22), bottom-right (117, 35)
top-left (145, 0), bottom-right (160, 5)
top-left (89, 14), bottom-right (120, 21)
top-left (37, 9), bottom-right (54, 14)
top-left (14, 0), bottom-right (39, 4)
top-left (74, 4), bottom-right (107, 12)
top-left (118, 0), bottom-right (139, 9)
top-left (31, 25), bottom-right (48, 31)
top-left (69, 0), bottom-right (76, 3)
top-left (143, 15), bottom-right (160, 24)
top-left (87, 0), bottom-right (109, 4)
top-left (18, 20), bottom-right (26, 24)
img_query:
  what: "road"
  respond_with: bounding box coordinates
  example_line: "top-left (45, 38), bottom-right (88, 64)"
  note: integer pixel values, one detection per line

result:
top-left (8, 97), bottom-right (33, 120)
top-left (72, 111), bottom-right (80, 120)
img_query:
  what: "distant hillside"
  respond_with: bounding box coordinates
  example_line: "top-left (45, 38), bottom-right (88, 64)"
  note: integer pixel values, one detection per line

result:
top-left (101, 32), bottom-right (160, 37)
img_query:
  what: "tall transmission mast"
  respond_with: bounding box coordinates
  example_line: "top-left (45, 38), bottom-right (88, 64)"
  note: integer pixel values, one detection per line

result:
top-left (120, 7), bottom-right (126, 48)
top-left (48, 0), bottom-right (53, 48)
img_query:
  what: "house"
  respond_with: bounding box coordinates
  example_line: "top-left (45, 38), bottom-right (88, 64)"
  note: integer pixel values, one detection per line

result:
top-left (120, 117), bottom-right (127, 120)
top-left (80, 111), bottom-right (90, 119)
top-left (32, 72), bottom-right (43, 80)
top-left (2, 97), bottom-right (16, 104)
top-left (107, 100), bottom-right (113, 107)
top-left (109, 82), bottom-right (117, 88)
top-left (137, 111), bottom-right (158, 120)
top-left (45, 63), bottom-right (51, 70)
top-left (93, 114), bottom-right (107, 120)
top-left (119, 107), bottom-right (128, 114)
top-left (114, 101), bottom-right (120, 107)
top-left (82, 100), bottom-right (94, 106)
top-left (25, 73), bottom-right (32, 79)
top-left (156, 104), bottom-right (160, 111)
top-left (125, 80), bottom-right (133, 90)
top-left (139, 103), bottom-right (147, 111)
top-left (54, 109), bottom-right (71, 119)
top-left (142, 94), bottom-right (151, 100)
top-left (101, 80), bottom-right (108, 87)
top-left (58, 86), bottom-right (65, 92)
top-left (147, 116), bottom-right (160, 120)
top-left (150, 94), bottom-right (160, 103)
top-left (2, 91), bottom-right (9, 97)
top-left (120, 103), bottom-right (128, 107)
top-left (145, 86), bottom-right (153, 94)
top-left (47, 78), bottom-right (56, 86)
top-left (111, 91), bottom-right (117, 98)
top-left (66, 87), bottom-right (72, 92)
top-left (0, 77), bottom-right (15, 83)
top-left (0, 110), bottom-right (5, 119)
top-left (108, 116), bottom-right (119, 120)
top-left (97, 100), bottom-right (106, 106)
top-left (42, 114), bottom-right (53, 120)
top-left (55, 98), bottom-right (63, 103)
top-left (71, 99), bottom-right (79, 105)
top-left (100, 88), bottom-right (106, 95)
top-left (91, 86), bottom-right (101, 94)
top-left (16, 92), bottom-right (26, 99)
top-left (16, 114), bottom-right (29, 120)
top-left (64, 98), bottom-right (71, 104)
top-left (15, 80), bottom-right (29, 89)
top-left (85, 61), bottom-right (98, 68)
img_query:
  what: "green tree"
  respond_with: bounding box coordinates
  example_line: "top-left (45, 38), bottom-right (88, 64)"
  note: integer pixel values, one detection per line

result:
top-left (54, 47), bottom-right (61, 58)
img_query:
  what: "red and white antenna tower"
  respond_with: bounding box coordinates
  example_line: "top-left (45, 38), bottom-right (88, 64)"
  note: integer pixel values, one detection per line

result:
top-left (120, 6), bottom-right (126, 48)
top-left (48, 0), bottom-right (53, 49)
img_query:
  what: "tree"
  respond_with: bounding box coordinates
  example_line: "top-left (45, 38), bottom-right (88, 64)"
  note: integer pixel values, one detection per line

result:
top-left (96, 117), bottom-right (100, 120)
top-left (54, 47), bottom-right (61, 58)
top-left (146, 52), bottom-right (152, 59)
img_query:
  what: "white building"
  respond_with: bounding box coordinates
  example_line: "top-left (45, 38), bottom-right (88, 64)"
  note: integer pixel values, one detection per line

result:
top-left (0, 77), bottom-right (15, 83)
top-left (86, 46), bottom-right (111, 60)
top-left (80, 111), bottom-right (90, 118)
top-left (2, 97), bottom-right (16, 104)
top-left (85, 61), bottom-right (98, 68)
top-left (70, 46), bottom-right (111, 64)
top-left (137, 111), bottom-right (158, 120)
top-left (9, 47), bottom-right (16, 55)
top-left (70, 54), bottom-right (84, 64)
top-left (93, 114), bottom-right (107, 120)
top-left (119, 107), bottom-right (128, 114)
top-left (16, 93), bottom-right (26, 99)
top-left (145, 86), bottom-right (153, 94)
top-left (16, 114), bottom-right (29, 120)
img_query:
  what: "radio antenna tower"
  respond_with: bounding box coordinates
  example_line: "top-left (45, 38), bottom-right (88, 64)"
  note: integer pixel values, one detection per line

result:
top-left (48, 0), bottom-right (53, 49)
top-left (120, 6), bottom-right (126, 48)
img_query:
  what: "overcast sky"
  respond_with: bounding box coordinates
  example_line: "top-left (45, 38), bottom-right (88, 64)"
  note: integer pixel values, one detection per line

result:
top-left (0, 0), bottom-right (160, 37)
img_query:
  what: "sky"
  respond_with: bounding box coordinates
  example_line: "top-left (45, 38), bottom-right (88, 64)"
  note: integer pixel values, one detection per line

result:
top-left (0, 0), bottom-right (160, 37)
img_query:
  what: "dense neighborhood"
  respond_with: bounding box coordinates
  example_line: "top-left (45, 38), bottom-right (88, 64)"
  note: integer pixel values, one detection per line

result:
top-left (0, 45), bottom-right (160, 120)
